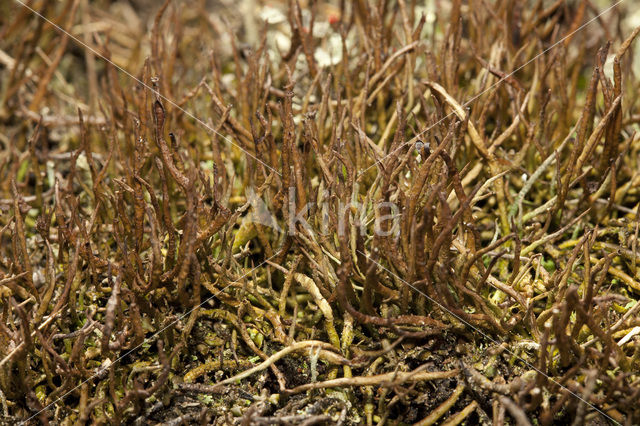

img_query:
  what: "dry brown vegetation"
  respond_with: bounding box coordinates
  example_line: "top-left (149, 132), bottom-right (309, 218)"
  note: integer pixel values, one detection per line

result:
top-left (1, 0), bottom-right (640, 424)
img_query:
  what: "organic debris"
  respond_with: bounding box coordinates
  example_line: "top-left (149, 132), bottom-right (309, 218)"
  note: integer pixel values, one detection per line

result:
top-left (1, 0), bottom-right (640, 424)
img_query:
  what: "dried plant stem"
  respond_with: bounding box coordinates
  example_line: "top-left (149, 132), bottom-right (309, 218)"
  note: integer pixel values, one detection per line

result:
top-left (499, 396), bottom-right (532, 426)
top-left (28, 0), bottom-right (79, 112)
top-left (414, 383), bottom-right (465, 426)
top-left (440, 400), bottom-right (478, 426)
top-left (283, 368), bottom-right (460, 395)
top-left (200, 341), bottom-right (345, 390)
top-left (294, 272), bottom-right (341, 349)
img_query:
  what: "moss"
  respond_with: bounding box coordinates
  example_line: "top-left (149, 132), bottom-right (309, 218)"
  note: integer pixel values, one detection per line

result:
top-left (1, 0), bottom-right (640, 424)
